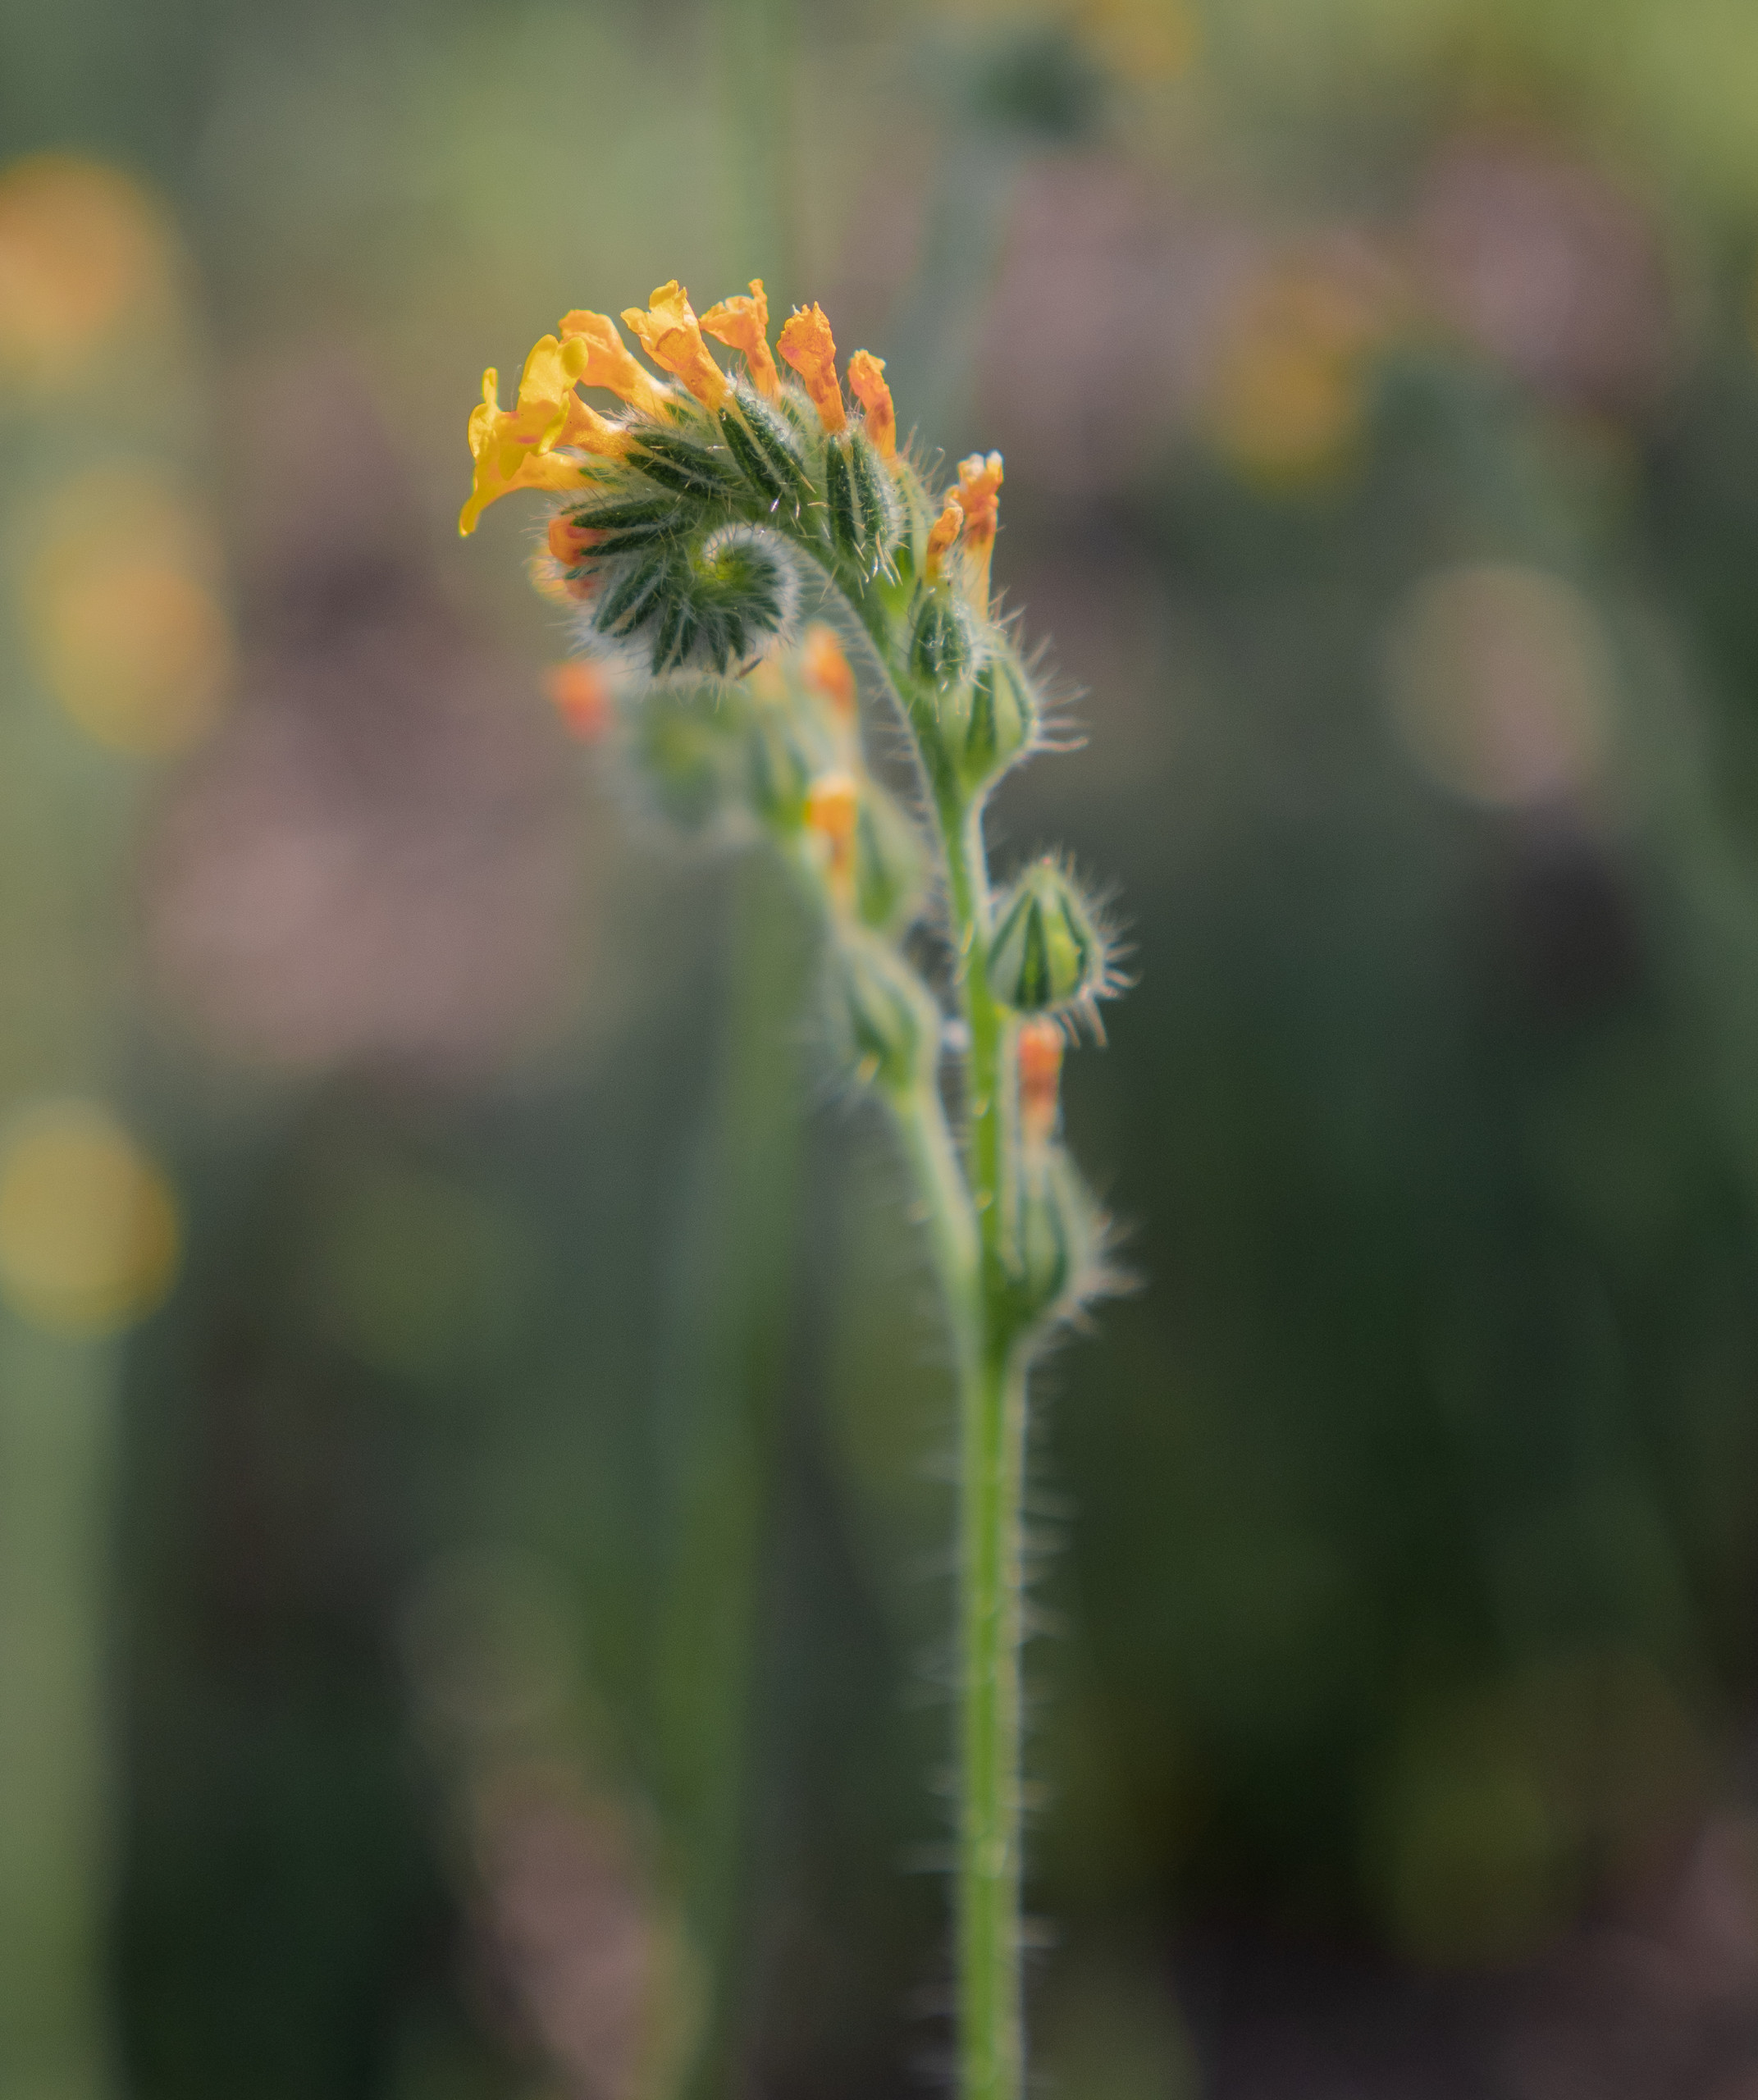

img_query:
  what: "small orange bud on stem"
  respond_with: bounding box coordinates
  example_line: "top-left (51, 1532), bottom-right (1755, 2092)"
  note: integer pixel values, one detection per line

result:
top-left (1017, 1018), bottom-right (1064, 1152)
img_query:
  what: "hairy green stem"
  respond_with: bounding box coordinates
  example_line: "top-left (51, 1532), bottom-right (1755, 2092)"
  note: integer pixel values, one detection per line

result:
top-left (957, 1336), bottom-right (1028, 2100)
top-left (840, 569), bottom-right (1028, 2099)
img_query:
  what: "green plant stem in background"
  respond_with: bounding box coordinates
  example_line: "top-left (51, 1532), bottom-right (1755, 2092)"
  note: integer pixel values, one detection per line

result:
top-left (653, 853), bottom-right (811, 2100)
top-left (0, 1331), bottom-right (121, 2100)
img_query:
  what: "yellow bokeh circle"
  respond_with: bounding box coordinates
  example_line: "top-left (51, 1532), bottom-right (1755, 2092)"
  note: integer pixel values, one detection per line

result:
top-left (0, 154), bottom-right (174, 377)
top-left (0, 1100), bottom-right (181, 1335)
top-left (23, 469), bottom-right (234, 756)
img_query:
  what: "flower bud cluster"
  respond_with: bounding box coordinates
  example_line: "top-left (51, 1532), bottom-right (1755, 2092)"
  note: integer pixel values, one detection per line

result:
top-left (463, 273), bottom-right (1121, 1333)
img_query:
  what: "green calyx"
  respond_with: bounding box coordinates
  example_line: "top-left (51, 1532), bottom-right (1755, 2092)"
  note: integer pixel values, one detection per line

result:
top-left (987, 860), bottom-right (1103, 1015)
top-left (833, 934), bottom-right (938, 1093)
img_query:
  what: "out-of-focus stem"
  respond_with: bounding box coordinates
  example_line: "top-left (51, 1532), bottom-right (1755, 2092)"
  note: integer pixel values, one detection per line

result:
top-left (0, 1326), bottom-right (121, 2100)
top-left (654, 851), bottom-right (811, 2100)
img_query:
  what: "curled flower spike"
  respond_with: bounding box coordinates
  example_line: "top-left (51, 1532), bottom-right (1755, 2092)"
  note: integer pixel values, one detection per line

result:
top-left (621, 281), bottom-right (728, 409)
top-left (459, 339), bottom-right (628, 535)
top-left (779, 304), bottom-right (847, 433)
top-left (1017, 1016), bottom-right (1064, 1151)
top-left (701, 280), bottom-right (781, 400)
top-left (924, 494), bottom-right (963, 582)
top-left (801, 623), bottom-right (856, 726)
top-left (847, 351), bottom-right (896, 460)
top-left (951, 451), bottom-right (1003, 609)
top-left (558, 309), bottom-right (672, 418)
top-left (805, 769), bottom-right (860, 906)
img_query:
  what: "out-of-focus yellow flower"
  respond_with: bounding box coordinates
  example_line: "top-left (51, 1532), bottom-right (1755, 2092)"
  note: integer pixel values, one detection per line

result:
top-left (621, 281), bottom-right (728, 409)
top-left (701, 280), bottom-right (781, 400)
top-left (1076, 0), bottom-right (1198, 82)
top-left (925, 495), bottom-right (964, 582)
top-left (0, 155), bottom-right (175, 382)
top-left (951, 451), bottom-right (1003, 606)
top-left (847, 350), bottom-right (897, 459)
top-left (0, 1098), bottom-right (180, 1334)
top-left (25, 469), bottom-right (233, 755)
top-left (558, 309), bottom-right (671, 418)
top-left (460, 337), bottom-right (627, 536)
top-left (779, 304), bottom-right (847, 432)
top-left (1207, 256), bottom-right (1394, 486)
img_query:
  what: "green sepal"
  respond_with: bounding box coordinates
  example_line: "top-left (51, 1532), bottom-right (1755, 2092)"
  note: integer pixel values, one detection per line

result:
top-left (719, 390), bottom-right (811, 515)
top-left (627, 427), bottom-right (737, 500)
top-left (595, 549), bottom-right (677, 637)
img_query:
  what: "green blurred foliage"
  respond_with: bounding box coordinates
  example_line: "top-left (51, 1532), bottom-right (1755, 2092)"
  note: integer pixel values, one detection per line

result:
top-left (9, 0), bottom-right (1758, 2094)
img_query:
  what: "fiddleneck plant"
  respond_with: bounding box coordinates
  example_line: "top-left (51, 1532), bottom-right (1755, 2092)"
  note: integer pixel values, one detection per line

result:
top-left (461, 276), bottom-right (1123, 2100)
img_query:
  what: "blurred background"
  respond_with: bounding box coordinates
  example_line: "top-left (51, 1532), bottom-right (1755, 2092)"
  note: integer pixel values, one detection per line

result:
top-left (9, 1), bottom-right (1758, 2095)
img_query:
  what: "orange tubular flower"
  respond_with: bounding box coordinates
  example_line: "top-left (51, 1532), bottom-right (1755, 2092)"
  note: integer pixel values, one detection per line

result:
top-left (620, 281), bottom-right (728, 409)
top-left (1017, 1017), bottom-right (1064, 1151)
top-left (558, 309), bottom-right (671, 418)
top-left (778, 304), bottom-right (847, 433)
top-left (950, 450), bottom-right (1004, 607)
top-left (801, 623), bottom-right (856, 726)
top-left (924, 495), bottom-right (963, 582)
top-left (847, 350), bottom-right (896, 460)
top-left (804, 770), bottom-right (860, 906)
top-left (459, 337), bottom-right (628, 536)
top-left (546, 514), bottom-right (605, 568)
top-left (544, 658), bottom-right (614, 740)
top-left (701, 280), bottom-right (780, 400)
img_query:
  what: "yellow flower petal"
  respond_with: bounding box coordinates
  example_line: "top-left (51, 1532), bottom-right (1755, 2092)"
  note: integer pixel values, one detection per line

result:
top-left (621, 281), bottom-right (728, 409)
top-left (558, 309), bottom-right (671, 418)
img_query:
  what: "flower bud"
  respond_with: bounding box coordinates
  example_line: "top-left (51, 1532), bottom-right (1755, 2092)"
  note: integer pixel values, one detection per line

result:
top-left (988, 862), bottom-right (1103, 1015)
top-left (630, 682), bottom-right (751, 830)
top-left (1018, 1151), bottom-right (1100, 1323)
top-left (909, 586), bottom-right (979, 692)
top-left (854, 786), bottom-right (925, 937)
top-left (747, 703), bottom-right (812, 826)
top-left (832, 935), bottom-right (938, 1093)
top-left (952, 656), bottom-right (1035, 790)
top-left (824, 429), bottom-right (902, 575)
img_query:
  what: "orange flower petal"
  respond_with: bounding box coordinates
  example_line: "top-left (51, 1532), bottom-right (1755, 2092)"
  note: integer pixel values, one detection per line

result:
top-left (701, 279), bottom-right (780, 399)
top-left (847, 349), bottom-right (896, 459)
top-left (778, 304), bottom-right (847, 433)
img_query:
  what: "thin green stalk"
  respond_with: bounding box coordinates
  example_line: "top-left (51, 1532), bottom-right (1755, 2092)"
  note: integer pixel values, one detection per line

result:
top-left (851, 605), bottom-right (1030, 2100)
top-left (957, 1337), bottom-right (1028, 2100)
top-left (933, 785), bottom-right (1026, 2100)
